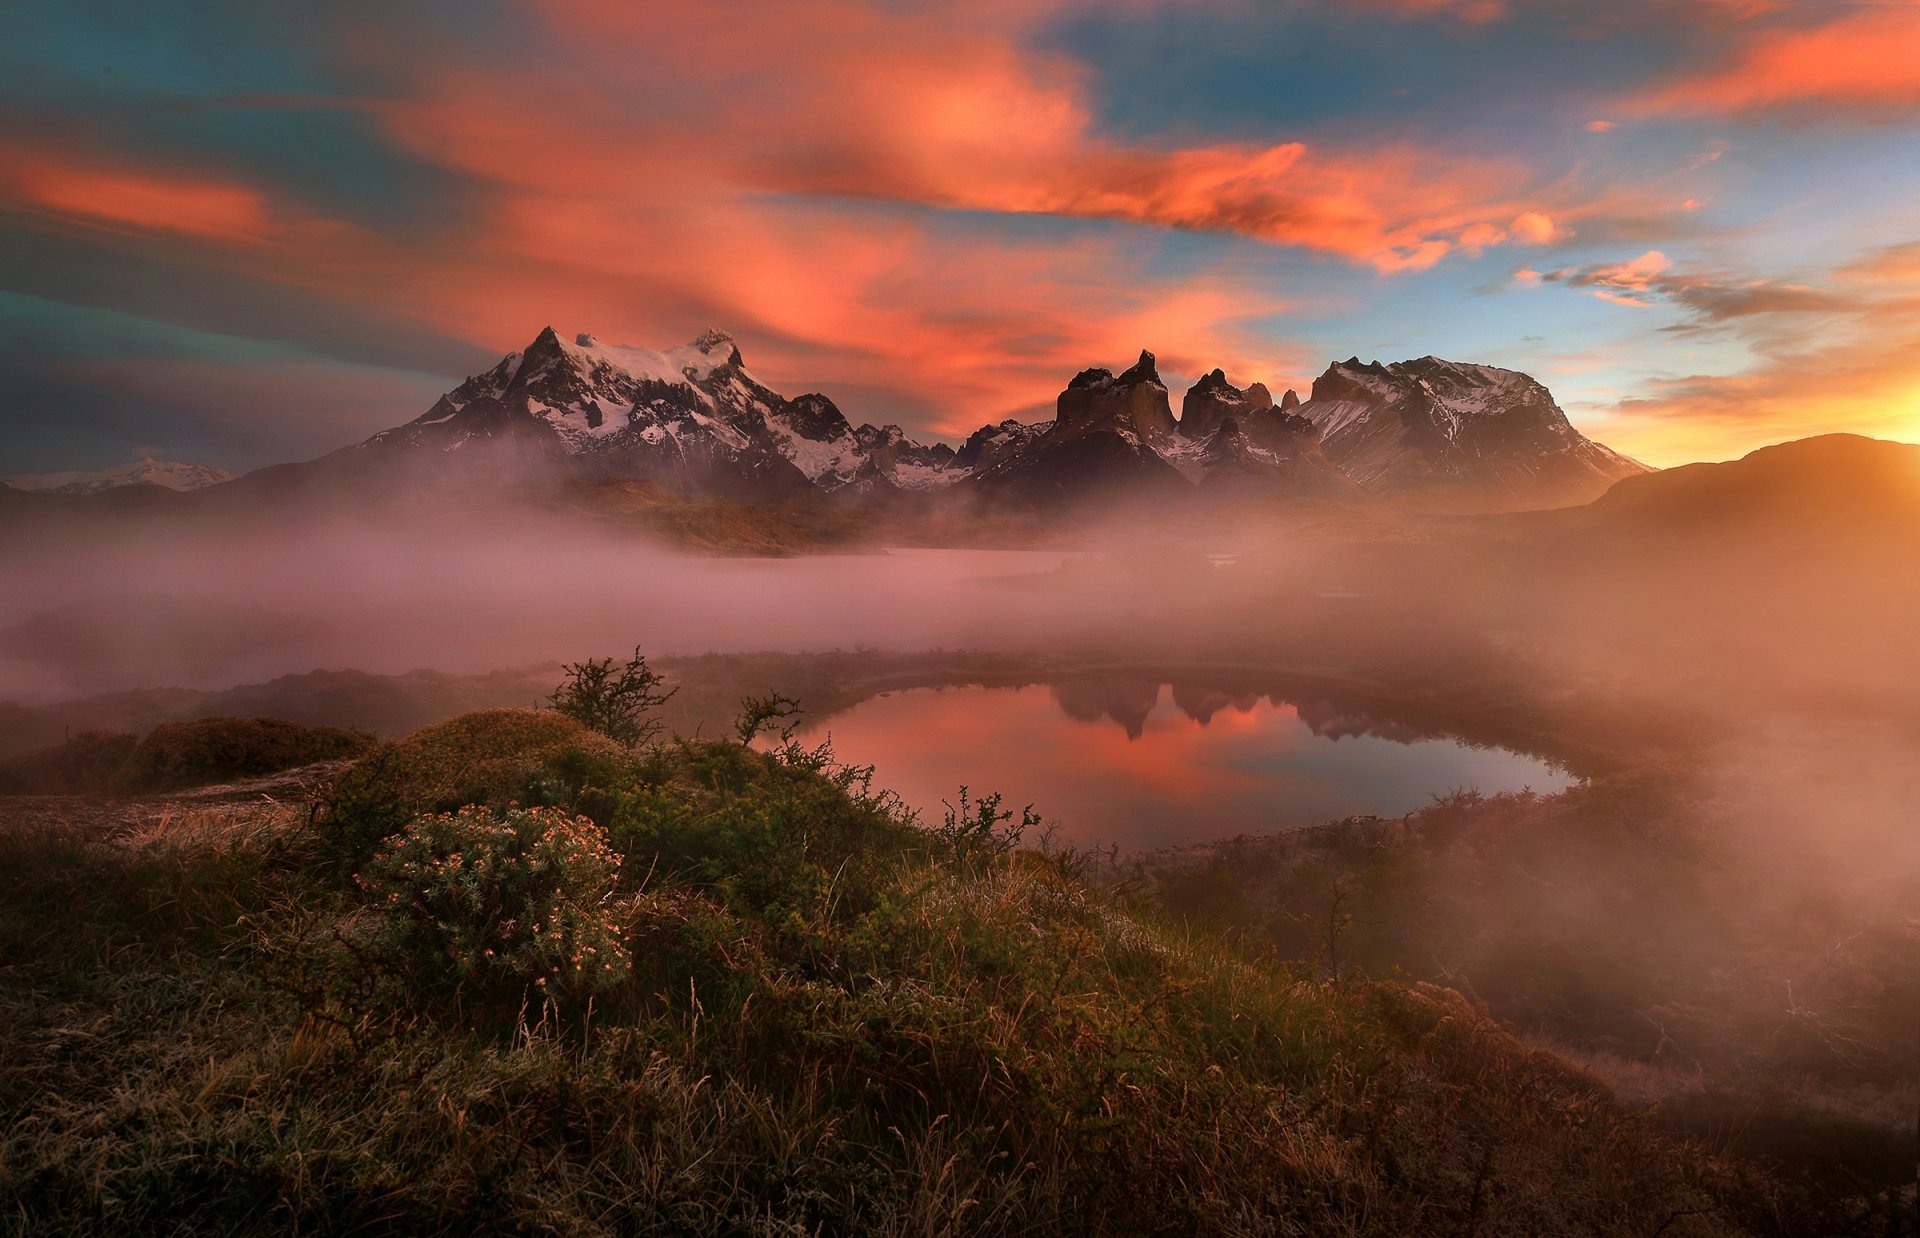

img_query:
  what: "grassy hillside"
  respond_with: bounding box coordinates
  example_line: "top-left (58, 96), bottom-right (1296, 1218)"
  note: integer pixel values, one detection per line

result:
top-left (1128, 773), bottom-right (1920, 1227)
top-left (0, 709), bottom-right (1801, 1235)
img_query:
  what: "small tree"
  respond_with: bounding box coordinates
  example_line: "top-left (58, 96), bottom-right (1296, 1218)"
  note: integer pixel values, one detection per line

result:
top-left (734, 691), bottom-right (803, 746)
top-left (548, 646), bottom-right (676, 748)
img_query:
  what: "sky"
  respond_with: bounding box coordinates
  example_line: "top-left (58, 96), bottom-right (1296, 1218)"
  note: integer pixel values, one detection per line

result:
top-left (4, 0), bottom-right (1920, 474)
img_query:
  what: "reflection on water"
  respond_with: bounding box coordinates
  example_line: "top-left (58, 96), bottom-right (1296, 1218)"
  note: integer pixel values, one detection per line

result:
top-left (797, 678), bottom-right (1575, 851)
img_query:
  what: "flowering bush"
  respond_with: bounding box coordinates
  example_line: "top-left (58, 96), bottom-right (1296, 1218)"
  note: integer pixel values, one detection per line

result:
top-left (358, 804), bottom-right (629, 1007)
top-left (325, 709), bottom-right (630, 866)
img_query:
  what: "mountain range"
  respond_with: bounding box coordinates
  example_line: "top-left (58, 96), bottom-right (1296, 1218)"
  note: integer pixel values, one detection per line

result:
top-left (49, 327), bottom-right (1642, 515)
top-left (338, 327), bottom-right (1646, 509)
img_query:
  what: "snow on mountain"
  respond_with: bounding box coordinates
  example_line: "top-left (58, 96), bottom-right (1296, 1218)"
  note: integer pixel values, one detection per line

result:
top-left (327, 328), bottom-right (1644, 512)
top-left (353, 326), bottom-right (961, 500)
top-left (5, 459), bottom-right (234, 495)
top-left (1297, 356), bottom-right (1647, 505)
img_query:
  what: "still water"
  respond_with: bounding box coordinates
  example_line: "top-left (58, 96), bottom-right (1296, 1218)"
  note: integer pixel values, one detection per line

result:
top-left (797, 679), bottom-right (1575, 851)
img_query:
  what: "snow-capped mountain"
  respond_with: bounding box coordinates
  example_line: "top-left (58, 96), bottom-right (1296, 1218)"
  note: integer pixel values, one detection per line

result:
top-left (4, 459), bottom-right (234, 495)
top-left (1296, 356), bottom-right (1646, 505)
top-left (345, 327), bottom-right (954, 500)
top-left (314, 328), bottom-right (1643, 513)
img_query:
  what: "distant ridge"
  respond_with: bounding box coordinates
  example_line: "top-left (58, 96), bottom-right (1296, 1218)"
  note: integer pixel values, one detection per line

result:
top-left (5, 458), bottom-right (233, 495)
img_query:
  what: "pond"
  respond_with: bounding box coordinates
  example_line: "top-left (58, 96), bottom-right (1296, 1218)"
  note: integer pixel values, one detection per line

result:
top-left (795, 678), bottom-right (1576, 851)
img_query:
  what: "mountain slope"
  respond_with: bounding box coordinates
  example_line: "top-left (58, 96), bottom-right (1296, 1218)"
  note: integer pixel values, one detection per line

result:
top-left (1299, 356), bottom-right (1646, 507)
top-left (327, 327), bottom-right (963, 502)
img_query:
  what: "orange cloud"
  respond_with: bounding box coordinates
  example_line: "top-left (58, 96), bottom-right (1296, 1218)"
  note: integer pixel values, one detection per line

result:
top-left (0, 146), bottom-right (356, 261)
top-left (0, 0), bottom-right (1712, 456)
top-left (292, 0), bottom-right (1629, 435)
top-left (3, 156), bottom-right (280, 245)
top-left (380, 0), bottom-right (1576, 276)
top-left (1635, 8), bottom-right (1920, 114)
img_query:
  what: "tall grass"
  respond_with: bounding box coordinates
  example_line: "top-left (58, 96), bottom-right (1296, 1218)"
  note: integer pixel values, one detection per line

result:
top-left (0, 718), bottom-right (1813, 1235)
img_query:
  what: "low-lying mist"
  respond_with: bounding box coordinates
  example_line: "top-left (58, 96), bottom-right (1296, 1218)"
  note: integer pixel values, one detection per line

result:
top-left (4, 468), bottom-right (1916, 1206)
top-left (0, 509), bottom-right (1094, 704)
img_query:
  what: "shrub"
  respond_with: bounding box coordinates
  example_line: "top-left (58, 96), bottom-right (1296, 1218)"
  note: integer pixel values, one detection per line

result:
top-left (607, 733), bottom-right (917, 926)
top-left (110, 716), bottom-right (375, 793)
top-left (935, 786), bottom-right (1039, 873)
top-left (0, 730), bottom-right (137, 795)
top-left (356, 804), bottom-right (629, 1009)
top-left (547, 646), bottom-right (676, 748)
top-left (323, 709), bottom-right (630, 867)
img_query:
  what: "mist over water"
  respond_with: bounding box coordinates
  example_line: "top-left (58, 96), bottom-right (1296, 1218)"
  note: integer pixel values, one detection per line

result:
top-left (0, 515), bottom-right (1085, 703)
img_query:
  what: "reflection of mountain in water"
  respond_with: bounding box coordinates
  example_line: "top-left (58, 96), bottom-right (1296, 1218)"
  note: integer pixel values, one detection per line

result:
top-left (1168, 682), bottom-right (1260, 726)
top-left (1051, 678), bottom-right (1161, 740)
top-left (1047, 675), bottom-right (1467, 747)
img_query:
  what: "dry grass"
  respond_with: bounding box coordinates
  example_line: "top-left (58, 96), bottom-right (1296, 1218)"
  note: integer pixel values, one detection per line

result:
top-left (0, 726), bottom-right (1822, 1235)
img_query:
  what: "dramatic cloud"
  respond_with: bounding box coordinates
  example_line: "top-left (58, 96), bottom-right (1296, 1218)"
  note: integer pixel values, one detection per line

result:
top-left (1635, 8), bottom-right (1920, 115)
top-left (373, 0), bottom-right (1578, 275)
top-left (0, 149), bottom-right (340, 248)
top-left (1, 0), bottom-right (1914, 470)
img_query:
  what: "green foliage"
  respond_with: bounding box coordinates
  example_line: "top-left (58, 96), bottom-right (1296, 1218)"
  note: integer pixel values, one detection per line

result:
top-left (547, 646), bottom-right (675, 748)
top-left (354, 805), bottom-right (628, 1010)
top-left (322, 709), bottom-right (630, 868)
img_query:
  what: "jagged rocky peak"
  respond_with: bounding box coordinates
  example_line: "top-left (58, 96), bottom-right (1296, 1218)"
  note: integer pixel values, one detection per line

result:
top-left (954, 418), bottom-right (1048, 471)
top-left (1181, 368), bottom-right (1278, 440)
top-left (690, 328), bottom-right (745, 368)
top-left (1056, 349), bottom-right (1176, 443)
top-left (1279, 388), bottom-right (1301, 412)
top-left (782, 392), bottom-right (854, 441)
top-left (1116, 348), bottom-right (1163, 387)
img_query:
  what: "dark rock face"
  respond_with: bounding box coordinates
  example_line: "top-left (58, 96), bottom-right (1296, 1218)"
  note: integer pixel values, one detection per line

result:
top-left (1197, 417), bottom-right (1354, 499)
top-left (783, 393), bottom-right (854, 443)
top-left (1181, 369), bottom-right (1277, 440)
top-left (1056, 349), bottom-right (1176, 444)
top-left (969, 426), bottom-right (1192, 511)
top-left (1279, 388), bottom-right (1302, 412)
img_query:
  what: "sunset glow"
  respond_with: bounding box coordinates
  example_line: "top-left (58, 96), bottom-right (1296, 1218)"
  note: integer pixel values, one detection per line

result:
top-left (6, 0), bottom-right (1920, 471)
